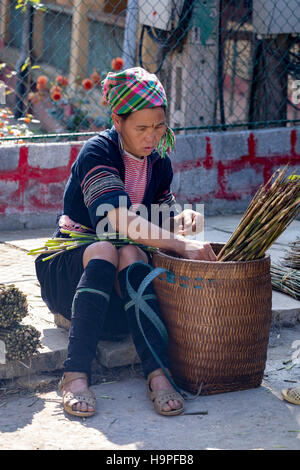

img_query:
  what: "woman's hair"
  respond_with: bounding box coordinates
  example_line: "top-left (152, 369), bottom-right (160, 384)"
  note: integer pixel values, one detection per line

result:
top-left (118, 105), bottom-right (166, 121)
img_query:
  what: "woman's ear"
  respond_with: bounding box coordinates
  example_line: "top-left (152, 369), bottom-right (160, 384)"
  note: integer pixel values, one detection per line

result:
top-left (111, 112), bottom-right (122, 133)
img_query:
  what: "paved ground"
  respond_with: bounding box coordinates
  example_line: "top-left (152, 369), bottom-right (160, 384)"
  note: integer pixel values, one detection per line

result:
top-left (0, 215), bottom-right (299, 450)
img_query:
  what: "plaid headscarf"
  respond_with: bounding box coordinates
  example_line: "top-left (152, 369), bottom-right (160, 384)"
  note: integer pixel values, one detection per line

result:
top-left (101, 67), bottom-right (175, 157)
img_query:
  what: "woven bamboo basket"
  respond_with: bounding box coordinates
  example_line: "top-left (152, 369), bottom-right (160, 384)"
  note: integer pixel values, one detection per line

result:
top-left (152, 243), bottom-right (272, 395)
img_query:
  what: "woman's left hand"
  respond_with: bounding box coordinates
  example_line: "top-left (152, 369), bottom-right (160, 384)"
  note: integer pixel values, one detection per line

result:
top-left (174, 209), bottom-right (204, 237)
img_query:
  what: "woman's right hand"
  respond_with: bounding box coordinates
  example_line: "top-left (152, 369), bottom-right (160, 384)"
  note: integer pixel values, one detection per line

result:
top-left (175, 237), bottom-right (218, 261)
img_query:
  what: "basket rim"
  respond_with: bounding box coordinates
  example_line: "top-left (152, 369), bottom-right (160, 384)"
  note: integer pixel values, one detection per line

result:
top-left (153, 247), bottom-right (271, 266)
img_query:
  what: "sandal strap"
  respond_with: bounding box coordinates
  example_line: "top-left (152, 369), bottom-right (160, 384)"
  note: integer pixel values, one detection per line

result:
top-left (147, 368), bottom-right (185, 412)
top-left (63, 390), bottom-right (96, 409)
top-left (282, 387), bottom-right (300, 404)
top-left (147, 368), bottom-right (171, 387)
top-left (58, 372), bottom-right (88, 391)
top-left (149, 389), bottom-right (184, 406)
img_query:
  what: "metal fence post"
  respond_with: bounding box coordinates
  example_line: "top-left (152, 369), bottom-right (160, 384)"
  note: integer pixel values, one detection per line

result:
top-left (69, 0), bottom-right (90, 87)
top-left (14, 4), bottom-right (34, 119)
top-left (122, 0), bottom-right (138, 69)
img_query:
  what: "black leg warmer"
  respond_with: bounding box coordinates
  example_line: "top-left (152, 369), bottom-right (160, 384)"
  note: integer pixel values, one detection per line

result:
top-left (63, 259), bottom-right (116, 382)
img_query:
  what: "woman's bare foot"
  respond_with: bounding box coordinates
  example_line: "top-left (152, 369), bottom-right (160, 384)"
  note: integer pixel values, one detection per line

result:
top-left (149, 373), bottom-right (183, 413)
top-left (62, 372), bottom-right (95, 414)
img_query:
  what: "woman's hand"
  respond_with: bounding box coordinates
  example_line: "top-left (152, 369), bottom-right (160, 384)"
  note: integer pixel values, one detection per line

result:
top-left (173, 209), bottom-right (204, 237)
top-left (175, 237), bottom-right (217, 261)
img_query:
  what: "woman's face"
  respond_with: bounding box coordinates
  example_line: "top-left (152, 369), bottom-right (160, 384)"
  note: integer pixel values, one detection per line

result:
top-left (112, 107), bottom-right (167, 158)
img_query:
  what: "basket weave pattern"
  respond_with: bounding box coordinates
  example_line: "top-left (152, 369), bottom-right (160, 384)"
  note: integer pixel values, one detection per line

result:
top-left (152, 243), bottom-right (272, 395)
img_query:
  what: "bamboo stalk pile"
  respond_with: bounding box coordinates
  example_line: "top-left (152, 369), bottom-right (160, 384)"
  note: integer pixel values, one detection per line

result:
top-left (270, 264), bottom-right (300, 300)
top-left (270, 234), bottom-right (300, 300)
top-left (0, 324), bottom-right (42, 362)
top-left (0, 284), bottom-right (28, 328)
top-left (281, 237), bottom-right (300, 269)
top-left (217, 167), bottom-right (300, 262)
top-left (0, 284), bottom-right (41, 362)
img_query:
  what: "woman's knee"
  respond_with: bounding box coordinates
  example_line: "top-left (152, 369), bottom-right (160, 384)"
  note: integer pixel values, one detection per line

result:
top-left (118, 244), bottom-right (148, 271)
top-left (82, 241), bottom-right (118, 268)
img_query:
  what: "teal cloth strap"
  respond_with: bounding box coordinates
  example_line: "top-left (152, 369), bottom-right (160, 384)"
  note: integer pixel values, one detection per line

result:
top-left (125, 261), bottom-right (184, 398)
top-left (124, 294), bottom-right (157, 312)
top-left (71, 287), bottom-right (110, 315)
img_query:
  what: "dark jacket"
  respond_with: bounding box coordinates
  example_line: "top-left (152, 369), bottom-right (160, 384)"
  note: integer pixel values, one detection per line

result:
top-left (62, 127), bottom-right (177, 231)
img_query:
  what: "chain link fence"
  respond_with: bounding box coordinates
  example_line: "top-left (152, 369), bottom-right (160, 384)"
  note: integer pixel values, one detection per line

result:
top-left (0, 0), bottom-right (299, 142)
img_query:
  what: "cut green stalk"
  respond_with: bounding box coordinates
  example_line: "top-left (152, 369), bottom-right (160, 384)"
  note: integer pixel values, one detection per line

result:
top-left (28, 229), bottom-right (157, 262)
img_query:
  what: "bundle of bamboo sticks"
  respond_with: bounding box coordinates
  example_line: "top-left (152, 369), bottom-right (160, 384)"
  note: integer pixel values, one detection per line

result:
top-left (281, 237), bottom-right (300, 269)
top-left (0, 324), bottom-right (42, 362)
top-left (270, 264), bottom-right (300, 300)
top-left (0, 284), bottom-right (41, 362)
top-left (0, 284), bottom-right (28, 328)
top-left (28, 230), bottom-right (156, 261)
top-left (270, 232), bottom-right (300, 299)
top-left (217, 167), bottom-right (300, 262)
